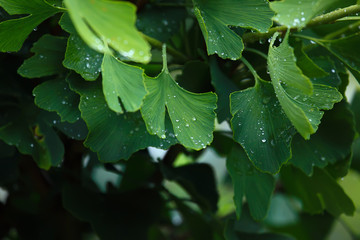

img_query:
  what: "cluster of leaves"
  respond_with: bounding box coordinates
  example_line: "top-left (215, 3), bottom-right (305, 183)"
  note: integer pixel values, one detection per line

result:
top-left (1, 0), bottom-right (360, 239)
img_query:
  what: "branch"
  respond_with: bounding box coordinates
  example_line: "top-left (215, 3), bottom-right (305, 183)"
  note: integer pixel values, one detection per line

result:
top-left (242, 4), bottom-right (360, 43)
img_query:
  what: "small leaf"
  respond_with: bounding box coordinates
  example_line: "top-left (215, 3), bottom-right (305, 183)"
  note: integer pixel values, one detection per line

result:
top-left (63, 34), bottom-right (103, 81)
top-left (193, 0), bottom-right (273, 60)
top-left (231, 79), bottom-right (296, 174)
top-left (227, 143), bottom-right (275, 220)
top-left (18, 34), bottom-right (67, 78)
top-left (281, 165), bottom-right (355, 217)
top-left (290, 101), bottom-right (355, 175)
top-left (33, 78), bottom-right (81, 123)
top-left (270, 0), bottom-right (340, 28)
top-left (268, 32), bottom-right (342, 139)
top-left (64, 0), bottom-right (151, 63)
top-left (0, 0), bottom-right (60, 52)
top-left (101, 53), bottom-right (146, 113)
top-left (141, 45), bottom-right (217, 150)
top-left (67, 73), bottom-right (177, 162)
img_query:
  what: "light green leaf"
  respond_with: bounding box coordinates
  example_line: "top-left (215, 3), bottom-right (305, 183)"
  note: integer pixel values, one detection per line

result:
top-left (33, 78), bottom-right (81, 123)
top-left (193, 0), bottom-right (273, 60)
top-left (281, 165), bottom-right (355, 217)
top-left (63, 34), bottom-right (103, 81)
top-left (227, 143), bottom-right (275, 220)
top-left (268, 32), bottom-right (342, 139)
top-left (230, 79), bottom-right (296, 174)
top-left (64, 0), bottom-right (151, 63)
top-left (270, 0), bottom-right (340, 28)
top-left (101, 53), bottom-right (146, 113)
top-left (141, 46), bottom-right (217, 150)
top-left (67, 73), bottom-right (177, 162)
top-left (18, 34), bottom-right (67, 78)
top-left (290, 101), bottom-right (355, 176)
top-left (0, 0), bottom-right (60, 52)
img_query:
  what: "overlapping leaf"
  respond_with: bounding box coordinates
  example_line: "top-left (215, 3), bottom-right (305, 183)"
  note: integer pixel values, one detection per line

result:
top-left (192, 0), bottom-right (273, 60)
top-left (270, 0), bottom-right (340, 28)
top-left (290, 101), bottom-right (355, 175)
top-left (0, 0), bottom-right (61, 52)
top-left (18, 35), bottom-right (67, 78)
top-left (268, 32), bottom-right (342, 139)
top-left (67, 73), bottom-right (177, 162)
top-left (101, 53), bottom-right (146, 113)
top-left (141, 46), bottom-right (217, 150)
top-left (227, 143), bottom-right (275, 220)
top-left (64, 0), bottom-right (151, 63)
top-left (33, 78), bottom-right (81, 123)
top-left (230, 78), bottom-right (296, 174)
top-left (281, 165), bottom-right (354, 217)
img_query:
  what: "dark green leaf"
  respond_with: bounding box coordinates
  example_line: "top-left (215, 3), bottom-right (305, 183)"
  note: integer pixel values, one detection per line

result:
top-left (18, 35), bottom-right (67, 78)
top-left (0, 0), bottom-right (60, 52)
top-left (227, 143), bottom-right (275, 220)
top-left (54, 118), bottom-right (88, 140)
top-left (67, 73), bottom-right (177, 162)
top-left (281, 165), bottom-right (355, 216)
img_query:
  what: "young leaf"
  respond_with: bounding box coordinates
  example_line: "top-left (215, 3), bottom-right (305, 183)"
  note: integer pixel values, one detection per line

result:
top-left (141, 45), bottom-right (217, 150)
top-left (18, 35), bottom-right (67, 78)
top-left (281, 165), bottom-right (355, 217)
top-left (67, 73), bottom-right (177, 162)
top-left (101, 54), bottom-right (146, 113)
top-left (0, 0), bottom-right (61, 52)
top-left (290, 101), bottom-right (355, 176)
top-left (230, 79), bottom-right (296, 174)
top-left (268, 32), bottom-right (342, 139)
top-left (270, 0), bottom-right (340, 28)
top-left (33, 78), bottom-right (81, 123)
top-left (192, 0), bottom-right (273, 60)
top-left (227, 143), bottom-right (275, 220)
top-left (63, 0), bottom-right (151, 63)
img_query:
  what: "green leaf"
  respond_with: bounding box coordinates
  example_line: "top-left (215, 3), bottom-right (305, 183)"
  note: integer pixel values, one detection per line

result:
top-left (227, 143), bottom-right (275, 221)
top-left (0, 0), bottom-right (60, 52)
top-left (136, 5), bottom-right (187, 42)
top-left (290, 101), bottom-right (355, 176)
top-left (0, 105), bottom-right (64, 170)
top-left (101, 53), bottom-right (146, 113)
top-left (63, 0), bottom-right (151, 63)
top-left (63, 34), bottom-right (103, 81)
top-left (210, 58), bottom-right (238, 123)
top-left (67, 73), bottom-right (177, 162)
top-left (317, 33), bottom-right (360, 76)
top-left (141, 46), bottom-right (217, 150)
top-left (270, 0), bottom-right (340, 28)
top-left (17, 34), bottom-right (66, 78)
top-left (281, 165), bottom-right (355, 216)
top-left (193, 0), bottom-right (273, 60)
top-left (33, 78), bottom-right (81, 123)
top-left (54, 118), bottom-right (88, 141)
top-left (231, 79), bottom-right (296, 174)
top-left (268, 32), bottom-right (342, 139)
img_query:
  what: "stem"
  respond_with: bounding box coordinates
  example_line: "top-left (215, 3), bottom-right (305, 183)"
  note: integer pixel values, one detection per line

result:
top-left (240, 57), bottom-right (260, 85)
top-left (162, 44), bottom-right (168, 73)
top-left (142, 34), bottom-right (189, 62)
top-left (244, 48), bottom-right (268, 60)
top-left (323, 20), bottom-right (360, 39)
top-left (242, 4), bottom-right (360, 43)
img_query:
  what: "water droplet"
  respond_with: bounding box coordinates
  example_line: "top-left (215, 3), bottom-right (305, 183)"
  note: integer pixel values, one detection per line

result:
top-left (192, 117), bottom-right (196, 121)
top-left (261, 139), bottom-right (267, 143)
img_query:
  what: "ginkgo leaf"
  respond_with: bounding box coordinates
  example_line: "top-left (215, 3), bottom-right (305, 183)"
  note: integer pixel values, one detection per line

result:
top-left (270, 0), bottom-right (340, 28)
top-left (0, 0), bottom-right (61, 52)
top-left (64, 0), bottom-right (151, 63)
top-left (67, 73), bottom-right (177, 162)
top-left (18, 34), bottom-right (67, 78)
top-left (101, 53), bottom-right (146, 113)
top-left (192, 0), bottom-right (273, 60)
top-left (141, 45), bottom-right (217, 150)
top-left (227, 142), bottom-right (275, 220)
top-left (268, 32), bottom-right (342, 139)
top-left (230, 78), bottom-right (296, 174)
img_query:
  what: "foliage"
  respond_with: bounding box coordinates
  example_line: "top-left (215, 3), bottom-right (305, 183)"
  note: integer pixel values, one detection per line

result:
top-left (0, 0), bottom-right (360, 239)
